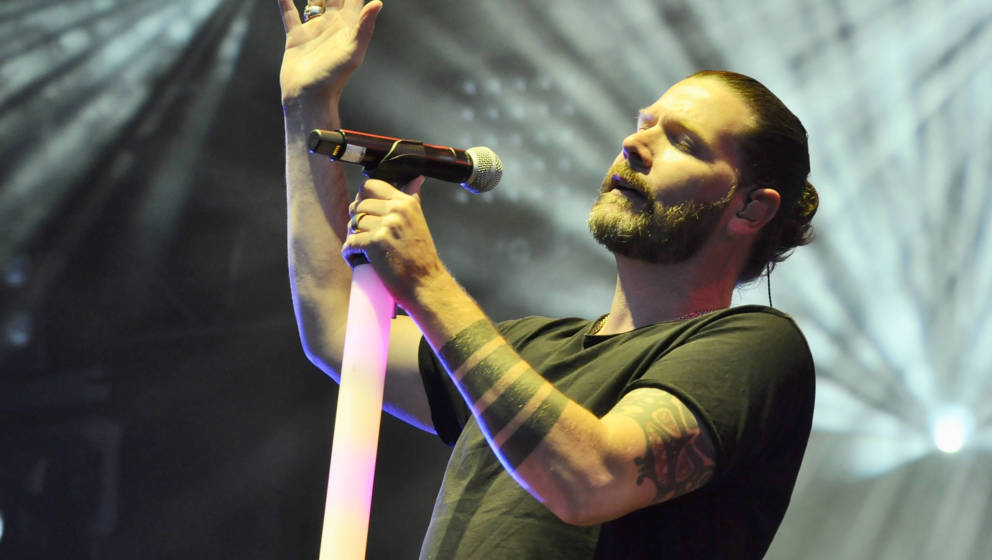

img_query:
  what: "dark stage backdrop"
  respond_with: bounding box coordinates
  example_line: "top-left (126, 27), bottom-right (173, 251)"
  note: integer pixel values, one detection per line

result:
top-left (2, 0), bottom-right (991, 558)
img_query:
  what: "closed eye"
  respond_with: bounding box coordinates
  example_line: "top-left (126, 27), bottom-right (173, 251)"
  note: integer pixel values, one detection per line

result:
top-left (668, 131), bottom-right (697, 153)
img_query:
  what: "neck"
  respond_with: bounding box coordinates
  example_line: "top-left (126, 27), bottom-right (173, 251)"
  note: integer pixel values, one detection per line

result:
top-left (597, 253), bottom-right (735, 335)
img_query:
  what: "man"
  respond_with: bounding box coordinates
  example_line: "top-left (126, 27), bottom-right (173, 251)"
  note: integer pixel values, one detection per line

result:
top-left (277, 1), bottom-right (818, 558)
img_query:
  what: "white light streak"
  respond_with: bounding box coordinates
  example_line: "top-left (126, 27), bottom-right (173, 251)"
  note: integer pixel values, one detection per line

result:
top-left (932, 405), bottom-right (974, 454)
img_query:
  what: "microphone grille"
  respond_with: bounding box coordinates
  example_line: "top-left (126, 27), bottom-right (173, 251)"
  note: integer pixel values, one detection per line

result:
top-left (463, 146), bottom-right (503, 194)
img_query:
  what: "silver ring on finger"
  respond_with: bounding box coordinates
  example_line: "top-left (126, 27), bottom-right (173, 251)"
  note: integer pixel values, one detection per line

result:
top-left (302, 3), bottom-right (325, 22)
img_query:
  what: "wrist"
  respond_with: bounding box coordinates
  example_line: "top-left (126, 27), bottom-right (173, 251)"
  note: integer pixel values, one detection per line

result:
top-left (403, 267), bottom-right (481, 335)
top-left (282, 94), bottom-right (342, 132)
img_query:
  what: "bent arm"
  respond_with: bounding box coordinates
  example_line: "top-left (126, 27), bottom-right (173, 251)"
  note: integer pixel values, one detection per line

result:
top-left (341, 175), bottom-right (718, 523)
top-left (283, 102), bottom-right (351, 376)
top-left (406, 275), bottom-right (716, 525)
top-left (284, 101), bottom-right (433, 431)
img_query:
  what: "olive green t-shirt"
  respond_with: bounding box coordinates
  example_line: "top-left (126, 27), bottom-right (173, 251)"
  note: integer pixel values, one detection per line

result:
top-left (418, 305), bottom-right (815, 559)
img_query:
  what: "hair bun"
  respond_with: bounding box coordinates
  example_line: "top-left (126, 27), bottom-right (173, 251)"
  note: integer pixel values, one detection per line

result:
top-left (799, 181), bottom-right (819, 220)
top-left (779, 181), bottom-right (818, 250)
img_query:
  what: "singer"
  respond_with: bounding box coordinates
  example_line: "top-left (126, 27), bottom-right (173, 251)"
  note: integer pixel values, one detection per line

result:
top-left (278, 1), bottom-right (818, 558)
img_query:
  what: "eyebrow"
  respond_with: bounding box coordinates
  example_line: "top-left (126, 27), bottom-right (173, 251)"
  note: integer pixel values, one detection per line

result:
top-left (637, 110), bottom-right (705, 140)
top-left (643, 112), bottom-right (715, 160)
top-left (664, 117), bottom-right (705, 143)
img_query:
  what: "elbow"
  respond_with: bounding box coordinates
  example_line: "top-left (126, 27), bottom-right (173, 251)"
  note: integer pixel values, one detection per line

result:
top-left (548, 497), bottom-right (614, 527)
top-left (551, 507), bottom-right (598, 527)
top-left (298, 331), bottom-right (342, 382)
top-left (543, 476), bottom-right (619, 527)
top-left (299, 340), bottom-right (324, 368)
top-left (291, 302), bottom-right (345, 380)
top-left (533, 441), bottom-right (628, 526)
top-left (290, 287), bottom-right (347, 378)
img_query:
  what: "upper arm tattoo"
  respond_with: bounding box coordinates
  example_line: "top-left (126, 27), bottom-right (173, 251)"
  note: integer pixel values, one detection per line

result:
top-left (438, 319), bottom-right (569, 469)
top-left (611, 389), bottom-right (716, 503)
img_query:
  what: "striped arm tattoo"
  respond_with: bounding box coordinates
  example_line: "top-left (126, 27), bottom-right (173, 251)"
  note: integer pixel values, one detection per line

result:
top-left (612, 389), bottom-right (716, 503)
top-left (438, 319), bottom-right (568, 469)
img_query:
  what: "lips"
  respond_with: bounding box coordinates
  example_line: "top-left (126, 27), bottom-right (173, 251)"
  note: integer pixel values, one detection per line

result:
top-left (608, 174), bottom-right (648, 202)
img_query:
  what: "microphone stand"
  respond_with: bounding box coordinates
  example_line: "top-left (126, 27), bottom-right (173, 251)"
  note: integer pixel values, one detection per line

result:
top-left (307, 130), bottom-right (499, 558)
top-left (318, 167), bottom-right (417, 560)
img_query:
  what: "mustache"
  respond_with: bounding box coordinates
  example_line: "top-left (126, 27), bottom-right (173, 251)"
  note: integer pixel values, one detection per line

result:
top-left (601, 163), bottom-right (650, 197)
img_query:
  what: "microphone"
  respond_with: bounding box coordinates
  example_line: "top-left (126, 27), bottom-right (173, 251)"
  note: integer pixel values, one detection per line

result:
top-left (308, 129), bottom-right (502, 193)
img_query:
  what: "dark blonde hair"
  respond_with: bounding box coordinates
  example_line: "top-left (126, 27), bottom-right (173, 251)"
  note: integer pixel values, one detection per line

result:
top-left (692, 70), bottom-right (819, 283)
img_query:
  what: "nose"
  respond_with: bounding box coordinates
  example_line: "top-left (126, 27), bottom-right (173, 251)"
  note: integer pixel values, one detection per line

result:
top-left (621, 132), bottom-right (652, 174)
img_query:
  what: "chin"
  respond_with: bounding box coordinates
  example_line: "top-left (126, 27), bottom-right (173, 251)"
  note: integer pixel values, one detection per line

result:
top-left (587, 197), bottom-right (713, 265)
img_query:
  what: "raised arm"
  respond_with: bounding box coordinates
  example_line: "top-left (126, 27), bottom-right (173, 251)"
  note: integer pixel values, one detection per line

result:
top-left (277, 0), bottom-right (433, 431)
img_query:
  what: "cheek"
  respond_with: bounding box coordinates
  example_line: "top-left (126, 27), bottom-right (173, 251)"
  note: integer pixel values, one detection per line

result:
top-left (651, 156), bottom-right (738, 204)
top-left (657, 148), bottom-right (713, 180)
top-left (709, 163), bottom-right (740, 195)
top-left (696, 171), bottom-right (738, 204)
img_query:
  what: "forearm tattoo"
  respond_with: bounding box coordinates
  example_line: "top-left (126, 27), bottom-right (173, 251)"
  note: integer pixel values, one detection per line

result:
top-left (613, 390), bottom-right (715, 502)
top-left (439, 319), bottom-right (568, 469)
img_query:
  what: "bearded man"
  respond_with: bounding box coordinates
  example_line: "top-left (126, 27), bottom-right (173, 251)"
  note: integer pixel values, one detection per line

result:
top-left (278, 1), bottom-right (818, 558)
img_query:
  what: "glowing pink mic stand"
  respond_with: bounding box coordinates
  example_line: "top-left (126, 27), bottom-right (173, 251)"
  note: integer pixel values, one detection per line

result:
top-left (307, 129), bottom-right (500, 559)
top-left (319, 260), bottom-right (393, 560)
top-left (311, 140), bottom-right (418, 559)
top-left (318, 161), bottom-right (413, 560)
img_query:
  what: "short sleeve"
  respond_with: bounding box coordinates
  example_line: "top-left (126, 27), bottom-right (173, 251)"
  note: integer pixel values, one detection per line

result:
top-left (418, 336), bottom-right (469, 446)
top-left (626, 310), bottom-right (815, 478)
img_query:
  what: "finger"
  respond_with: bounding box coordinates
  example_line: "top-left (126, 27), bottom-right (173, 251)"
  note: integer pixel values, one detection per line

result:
top-left (342, 230), bottom-right (376, 262)
top-left (348, 185), bottom-right (381, 214)
top-left (355, 1), bottom-right (383, 47)
top-left (349, 181), bottom-right (376, 210)
top-left (348, 211), bottom-right (379, 234)
top-left (341, 235), bottom-right (367, 263)
top-left (349, 198), bottom-right (390, 217)
top-left (340, 0), bottom-right (374, 14)
top-left (276, 0), bottom-right (302, 33)
top-left (358, 177), bottom-right (404, 199)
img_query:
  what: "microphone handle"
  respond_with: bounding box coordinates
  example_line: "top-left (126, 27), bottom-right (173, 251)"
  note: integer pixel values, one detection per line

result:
top-left (308, 129), bottom-right (473, 268)
top-left (308, 129), bottom-right (474, 185)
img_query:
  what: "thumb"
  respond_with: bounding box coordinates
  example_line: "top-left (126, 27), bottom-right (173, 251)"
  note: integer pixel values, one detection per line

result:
top-left (404, 175), bottom-right (426, 198)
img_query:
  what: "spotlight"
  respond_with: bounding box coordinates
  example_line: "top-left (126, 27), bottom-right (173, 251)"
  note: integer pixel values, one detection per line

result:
top-left (930, 405), bottom-right (973, 454)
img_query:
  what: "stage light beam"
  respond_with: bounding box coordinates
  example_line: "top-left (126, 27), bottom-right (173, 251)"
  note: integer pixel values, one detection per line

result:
top-left (932, 405), bottom-right (974, 454)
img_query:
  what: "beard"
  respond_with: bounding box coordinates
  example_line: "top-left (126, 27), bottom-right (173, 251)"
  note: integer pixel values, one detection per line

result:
top-left (587, 163), bottom-right (735, 264)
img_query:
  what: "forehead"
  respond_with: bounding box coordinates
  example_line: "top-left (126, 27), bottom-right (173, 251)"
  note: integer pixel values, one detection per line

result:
top-left (640, 77), bottom-right (756, 142)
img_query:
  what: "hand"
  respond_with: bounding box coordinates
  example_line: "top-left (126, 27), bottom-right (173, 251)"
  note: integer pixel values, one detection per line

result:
top-left (277, 0), bottom-right (383, 105)
top-left (342, 176), bottom-right (447, 308)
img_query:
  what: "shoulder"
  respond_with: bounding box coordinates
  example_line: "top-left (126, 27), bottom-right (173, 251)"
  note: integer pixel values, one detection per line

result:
top-left (697, 304), bottom-right (803, 329)
top-left (688, 306), bottom-right (811, 358)
top-left (630, 305), bottom-right (815, 415)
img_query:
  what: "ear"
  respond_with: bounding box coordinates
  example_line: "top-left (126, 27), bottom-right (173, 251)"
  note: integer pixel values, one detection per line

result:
top-left (729, 188), bottom-right (781, 236)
